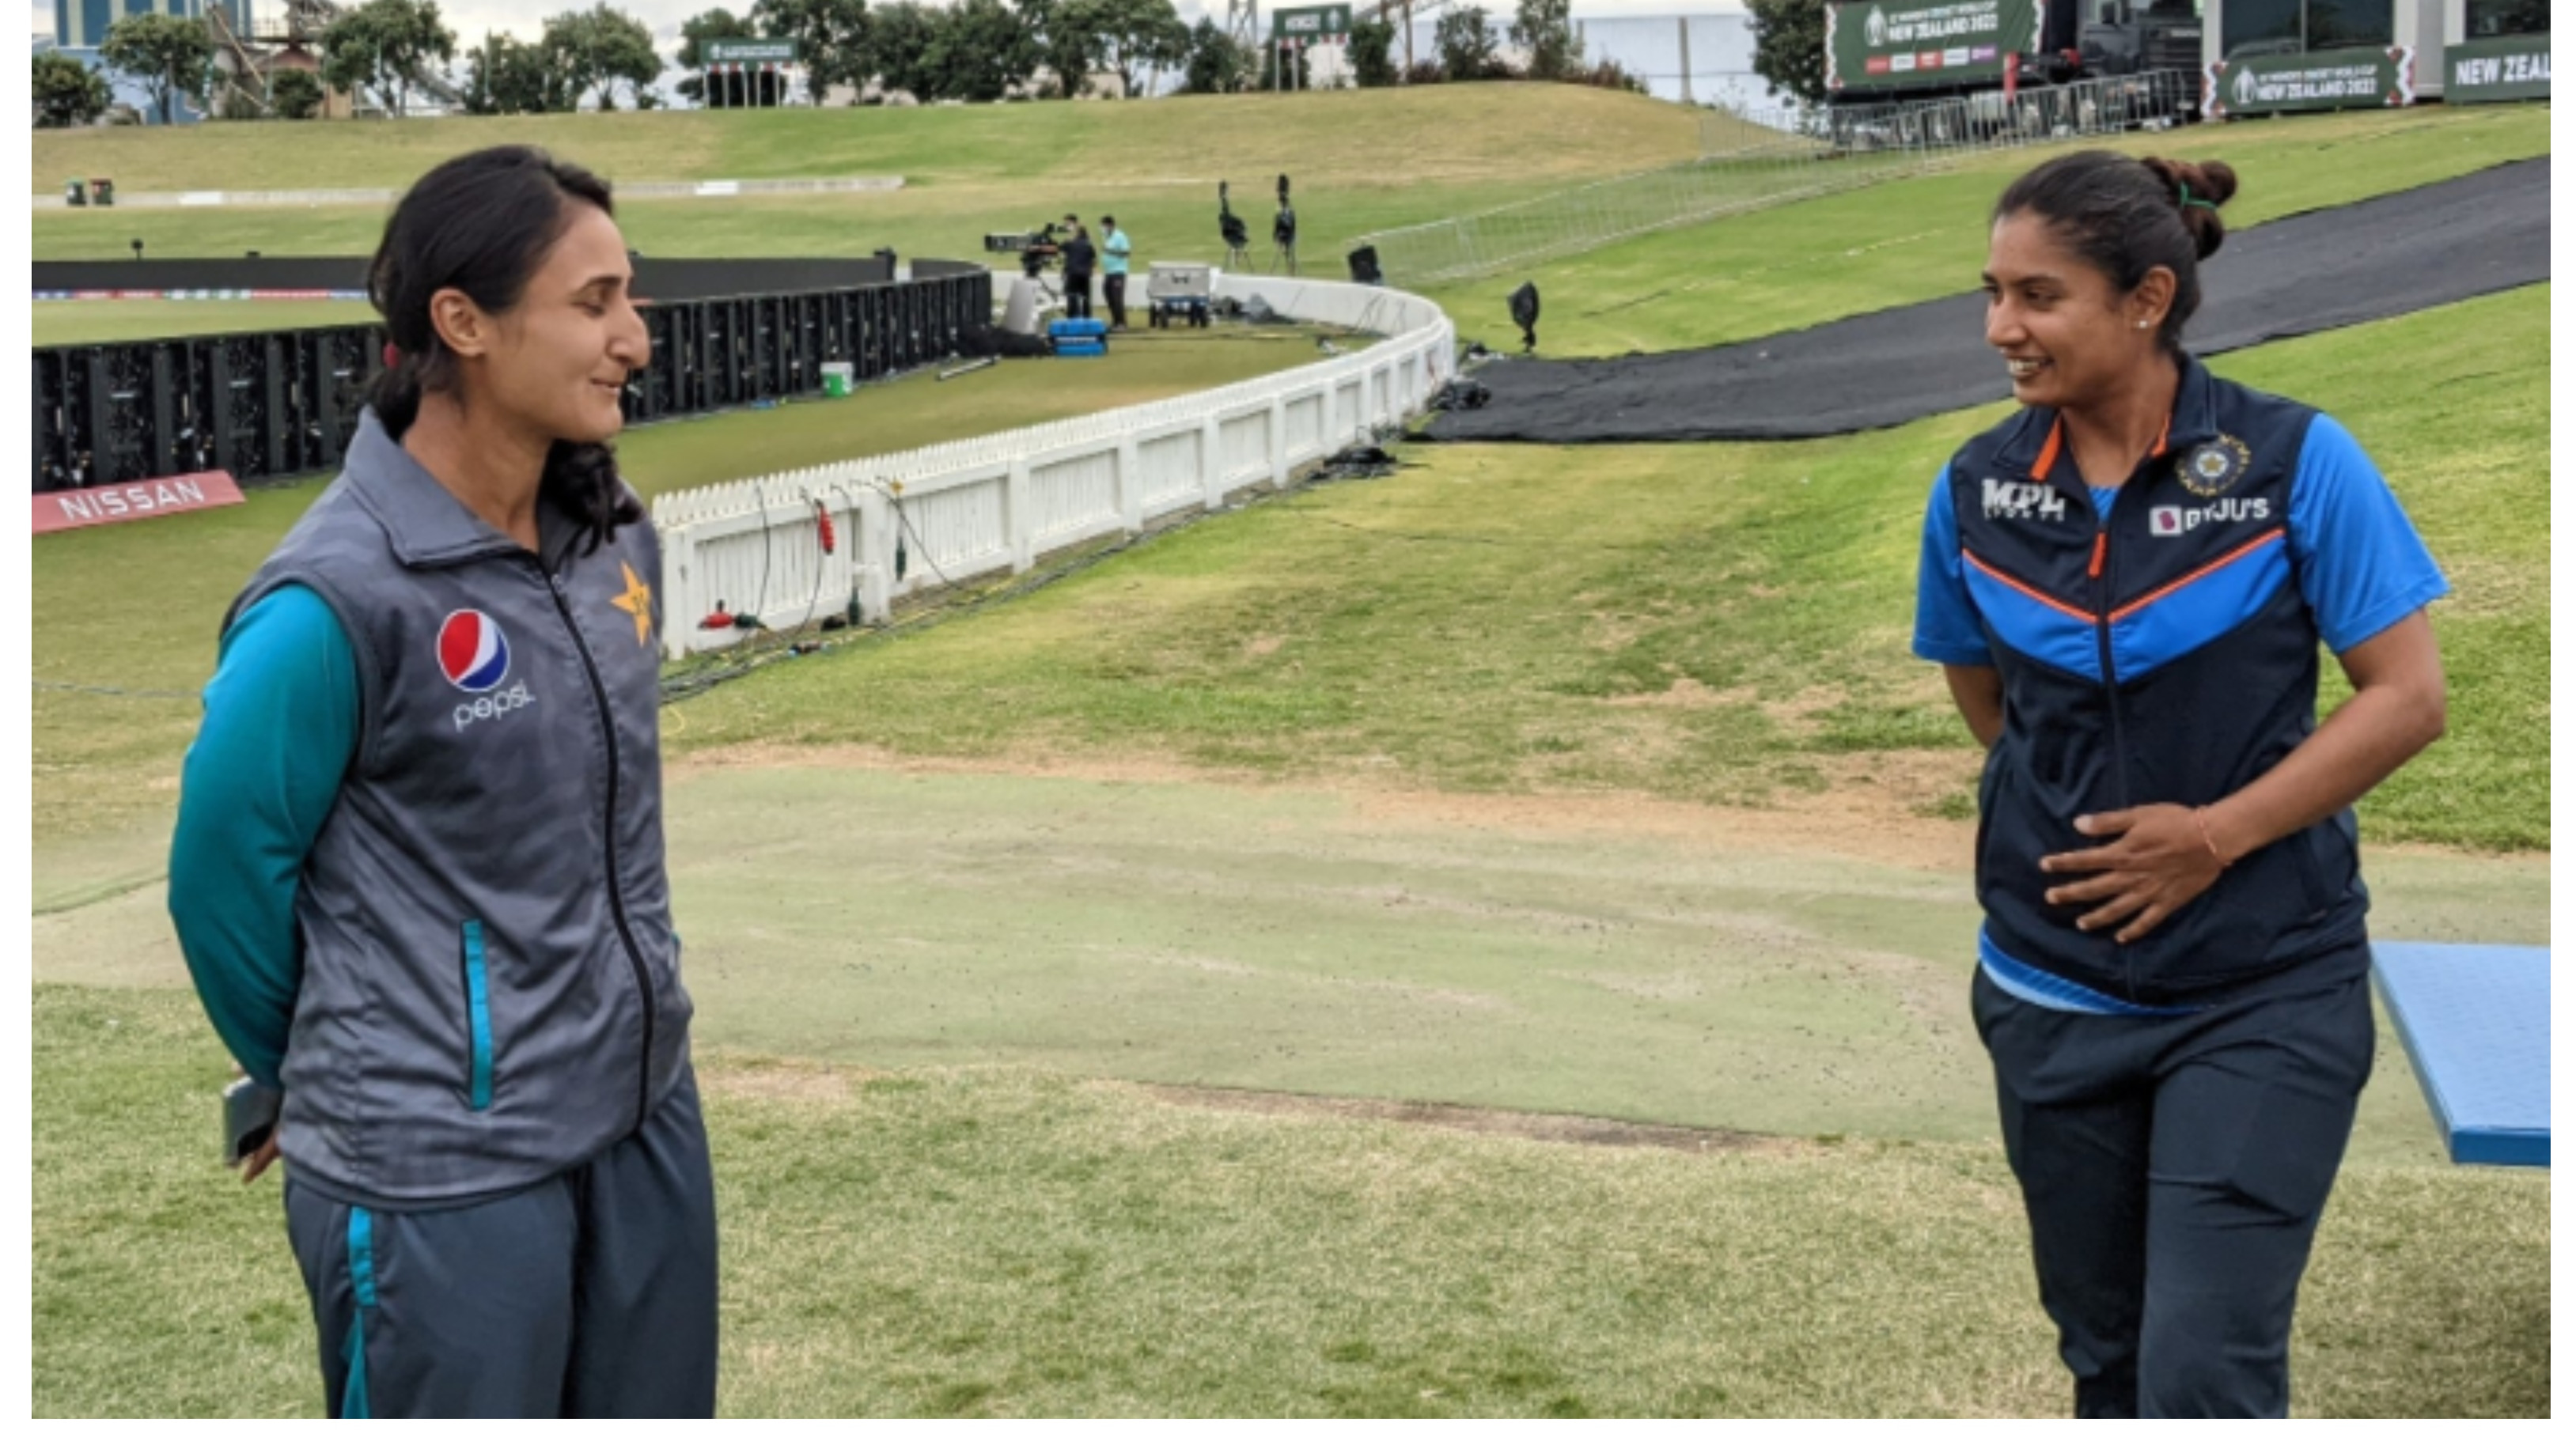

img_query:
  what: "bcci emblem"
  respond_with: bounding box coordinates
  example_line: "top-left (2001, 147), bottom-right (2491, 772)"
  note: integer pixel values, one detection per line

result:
top-left (2177, 434), bottom-right (2252, 498)
top-left (1866, 6), bottom-right (1888, 47)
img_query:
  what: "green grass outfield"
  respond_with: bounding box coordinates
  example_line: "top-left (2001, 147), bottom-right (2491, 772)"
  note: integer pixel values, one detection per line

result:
top-left (32, 300), bottom-right (377, 347)
top-left (1419, 105), bottom-right (2550, 357)
top-left (29, 981), bottom-right (2549, 1417)
top-left (667, 288), bottom-right (2548, 853)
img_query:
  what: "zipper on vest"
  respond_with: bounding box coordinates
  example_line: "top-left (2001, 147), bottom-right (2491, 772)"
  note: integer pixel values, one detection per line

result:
top-left (544, 568), bottom-right (658, 1135)
top-left (2089, 509), bottom-right (2136, 998)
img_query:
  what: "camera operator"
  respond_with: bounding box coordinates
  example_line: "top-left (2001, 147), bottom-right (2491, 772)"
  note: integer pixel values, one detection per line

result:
top-left (1018, 221), bottom-right (1062, 280)
top-left (1059, 214), bottom-right (1097, 321)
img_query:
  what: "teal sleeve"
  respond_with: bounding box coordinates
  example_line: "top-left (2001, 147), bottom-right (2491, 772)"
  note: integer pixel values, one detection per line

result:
top-left (168, 585), bottom-right (360, 1089)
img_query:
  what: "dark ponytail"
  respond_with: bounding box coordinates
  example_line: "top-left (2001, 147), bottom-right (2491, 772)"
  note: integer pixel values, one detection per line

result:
top-left (367, 146), bottom-right (641, 554)
top-left (1992, 150), bottom-right (2240, 354)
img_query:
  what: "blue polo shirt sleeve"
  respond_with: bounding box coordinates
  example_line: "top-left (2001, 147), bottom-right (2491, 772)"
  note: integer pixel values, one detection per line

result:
top-left (1913, 469), bottom-right (1992, 665)
top-left (168, 585), bottom-right (360, 1089)
top-left (2288, 414), bottom-right (2450, 653)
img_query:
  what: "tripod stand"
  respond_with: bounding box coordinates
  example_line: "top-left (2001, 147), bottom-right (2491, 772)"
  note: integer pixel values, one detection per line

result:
top-left (1270, 176), bottom-right (1297, 277)
top-left (1218, 182), bottom-right (1251, 271)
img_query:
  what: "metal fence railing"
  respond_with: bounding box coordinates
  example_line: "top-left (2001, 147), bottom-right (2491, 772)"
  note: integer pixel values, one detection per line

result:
top-left (1358, 70), bottom-right (2202, 289)
top-left (650, 274), bottom-right (1457, 660)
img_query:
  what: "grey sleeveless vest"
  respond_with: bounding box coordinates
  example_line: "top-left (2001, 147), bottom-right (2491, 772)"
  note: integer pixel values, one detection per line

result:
top-left (228, 410), bottom-right (691, 1206)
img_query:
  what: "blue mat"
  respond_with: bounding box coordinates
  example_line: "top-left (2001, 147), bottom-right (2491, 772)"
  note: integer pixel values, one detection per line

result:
top-left (2372, 942), bottom-right (2551, 1168)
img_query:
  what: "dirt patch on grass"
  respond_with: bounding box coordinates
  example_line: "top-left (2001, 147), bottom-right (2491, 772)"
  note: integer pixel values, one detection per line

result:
top-left (669, 741), bottom-right (1241, 789)
top-left (666, 740), bottom-right (1978, 872)
top-left (700, 1056), bottom-right (885, 1103)
top-left (1133, 1081), bottom-right (1813, 1157)
top-left (1603, 677), bottom-right (1748, 709)
top-left (1342, 785), bottom-right (1974, 874)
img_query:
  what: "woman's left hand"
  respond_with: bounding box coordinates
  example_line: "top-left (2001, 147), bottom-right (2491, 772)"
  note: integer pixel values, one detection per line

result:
top-left (2037, 805), bottom-right (2225, 944)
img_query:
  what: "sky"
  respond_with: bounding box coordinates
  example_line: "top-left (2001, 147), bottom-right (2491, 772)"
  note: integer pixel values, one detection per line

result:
top-left (30, 1), bottom-right (1753, 51)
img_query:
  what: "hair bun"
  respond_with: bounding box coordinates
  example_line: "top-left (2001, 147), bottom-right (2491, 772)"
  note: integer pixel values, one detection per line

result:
top-left (2142, 156), bottom-right (2237, 261)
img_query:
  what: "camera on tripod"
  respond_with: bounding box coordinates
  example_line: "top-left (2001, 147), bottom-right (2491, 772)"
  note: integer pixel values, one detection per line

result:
top-left (983, 221), bottom-right (1064, 278)
top-left (1215, 176), bottom-right (1297, 274)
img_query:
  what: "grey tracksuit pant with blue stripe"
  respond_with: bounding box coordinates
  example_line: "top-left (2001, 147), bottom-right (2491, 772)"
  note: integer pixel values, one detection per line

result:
top-left (284, 1066), bottom-right (718, 1417)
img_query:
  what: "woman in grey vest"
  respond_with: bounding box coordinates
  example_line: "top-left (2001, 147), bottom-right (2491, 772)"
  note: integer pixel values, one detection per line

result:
top-left (168, 146), bottom-right (716, 1417)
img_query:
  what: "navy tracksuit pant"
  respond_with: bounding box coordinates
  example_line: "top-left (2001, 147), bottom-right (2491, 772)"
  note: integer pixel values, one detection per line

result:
top-left (283, 1068), bottom-right (719, 1418)
top-left (1972, 960), bottom-right (2375, 1417)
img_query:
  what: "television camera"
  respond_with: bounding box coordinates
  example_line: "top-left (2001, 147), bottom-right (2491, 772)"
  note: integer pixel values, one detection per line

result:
top-left (983, 221), bottom-right (1066, 278)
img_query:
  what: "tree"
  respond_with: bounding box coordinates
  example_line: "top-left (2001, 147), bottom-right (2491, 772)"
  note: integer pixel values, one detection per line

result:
top-left (32, 52), bottom-right (112, 128)
top-left (1347, 17), bottom-right (1396, 89)
top-left (1047, 0), bottom-right (1187, 99)
top-left (749, 0), bottom-right (870, 103)
top-left (1746, 0), bottom-right (1828, 107)
top-left (540, 6), bottom-right (663, 112)
top-left (1178, 16), bottom-right (1248, 95)
top-left (268, 66), bottom-right (328, 119)
top-left (319, 0), bottom-right (458, 118)
top-left (99, 13), bottom-right (214, 125)
top-left (865, 1), bottom-right (943, 99)
top-left (1510, 0), bottom-right (1575, 81)
top-left (675, 9), bottom-right (740, 102)
top-left (916, 0), bottom-right (1041, 102)
top-left (1432, 8), bottom-right (1498, 82)
top-left (460, 31), bottom-right (571, 113)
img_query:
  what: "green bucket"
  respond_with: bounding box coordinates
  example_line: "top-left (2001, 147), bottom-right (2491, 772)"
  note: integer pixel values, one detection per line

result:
top-left (821, 362), bottom-right (854, 399)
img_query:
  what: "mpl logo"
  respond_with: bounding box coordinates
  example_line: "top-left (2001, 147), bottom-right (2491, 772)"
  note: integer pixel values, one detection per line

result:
top-left (438, 610), bottom-right (513, 692)
top-left (2150, 498), bottom-right (2271, 536)
top-left (1982, 478), bottom-right (2066, 523)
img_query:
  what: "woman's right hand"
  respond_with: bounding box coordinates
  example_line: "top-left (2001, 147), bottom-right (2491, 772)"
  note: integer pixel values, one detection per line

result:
top-left (241, 1134), bottom-right (282, 1183)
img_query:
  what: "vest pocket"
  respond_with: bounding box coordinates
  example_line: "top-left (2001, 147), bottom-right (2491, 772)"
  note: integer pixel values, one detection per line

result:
top-left (460, 920), bottom-right (494, 1110)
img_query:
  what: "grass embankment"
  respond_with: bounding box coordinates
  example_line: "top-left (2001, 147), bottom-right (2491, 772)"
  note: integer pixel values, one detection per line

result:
top-left (1418, 104), bottom-right (2550, 357)
top-left (31, 86), bottom-right (1702, 341)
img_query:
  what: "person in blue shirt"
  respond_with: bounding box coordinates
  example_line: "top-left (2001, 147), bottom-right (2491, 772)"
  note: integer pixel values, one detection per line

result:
top-left (1915, 152), bottom-right (2449, 1417)
top-left (168, 146), bottom-right (715, 1417)
top-left (1100, 214), bottom-right (1133, 331)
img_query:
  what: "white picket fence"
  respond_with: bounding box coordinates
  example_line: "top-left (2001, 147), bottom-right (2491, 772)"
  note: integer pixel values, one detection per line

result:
top-left (650, 274), bottom-right (1455, 660)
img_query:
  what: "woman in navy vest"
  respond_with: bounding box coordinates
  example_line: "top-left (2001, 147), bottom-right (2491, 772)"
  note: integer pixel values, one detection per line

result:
top-left (1913, 152), bottom-right (2449, 1417)
top-left (169, 147), bottom-right (715, 1417)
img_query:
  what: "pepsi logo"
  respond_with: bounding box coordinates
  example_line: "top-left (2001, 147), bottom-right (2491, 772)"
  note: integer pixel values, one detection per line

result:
top-left (438, 610), bottom-right (513, 693)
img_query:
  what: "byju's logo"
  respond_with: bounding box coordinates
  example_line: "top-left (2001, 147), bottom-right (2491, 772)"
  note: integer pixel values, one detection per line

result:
top-left (2150, 498), bottom-right (2271, 536)
top-left (438, 610), bottom-right (513, 692)
top-left (1982, 478), bottom-right (2066, 523)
